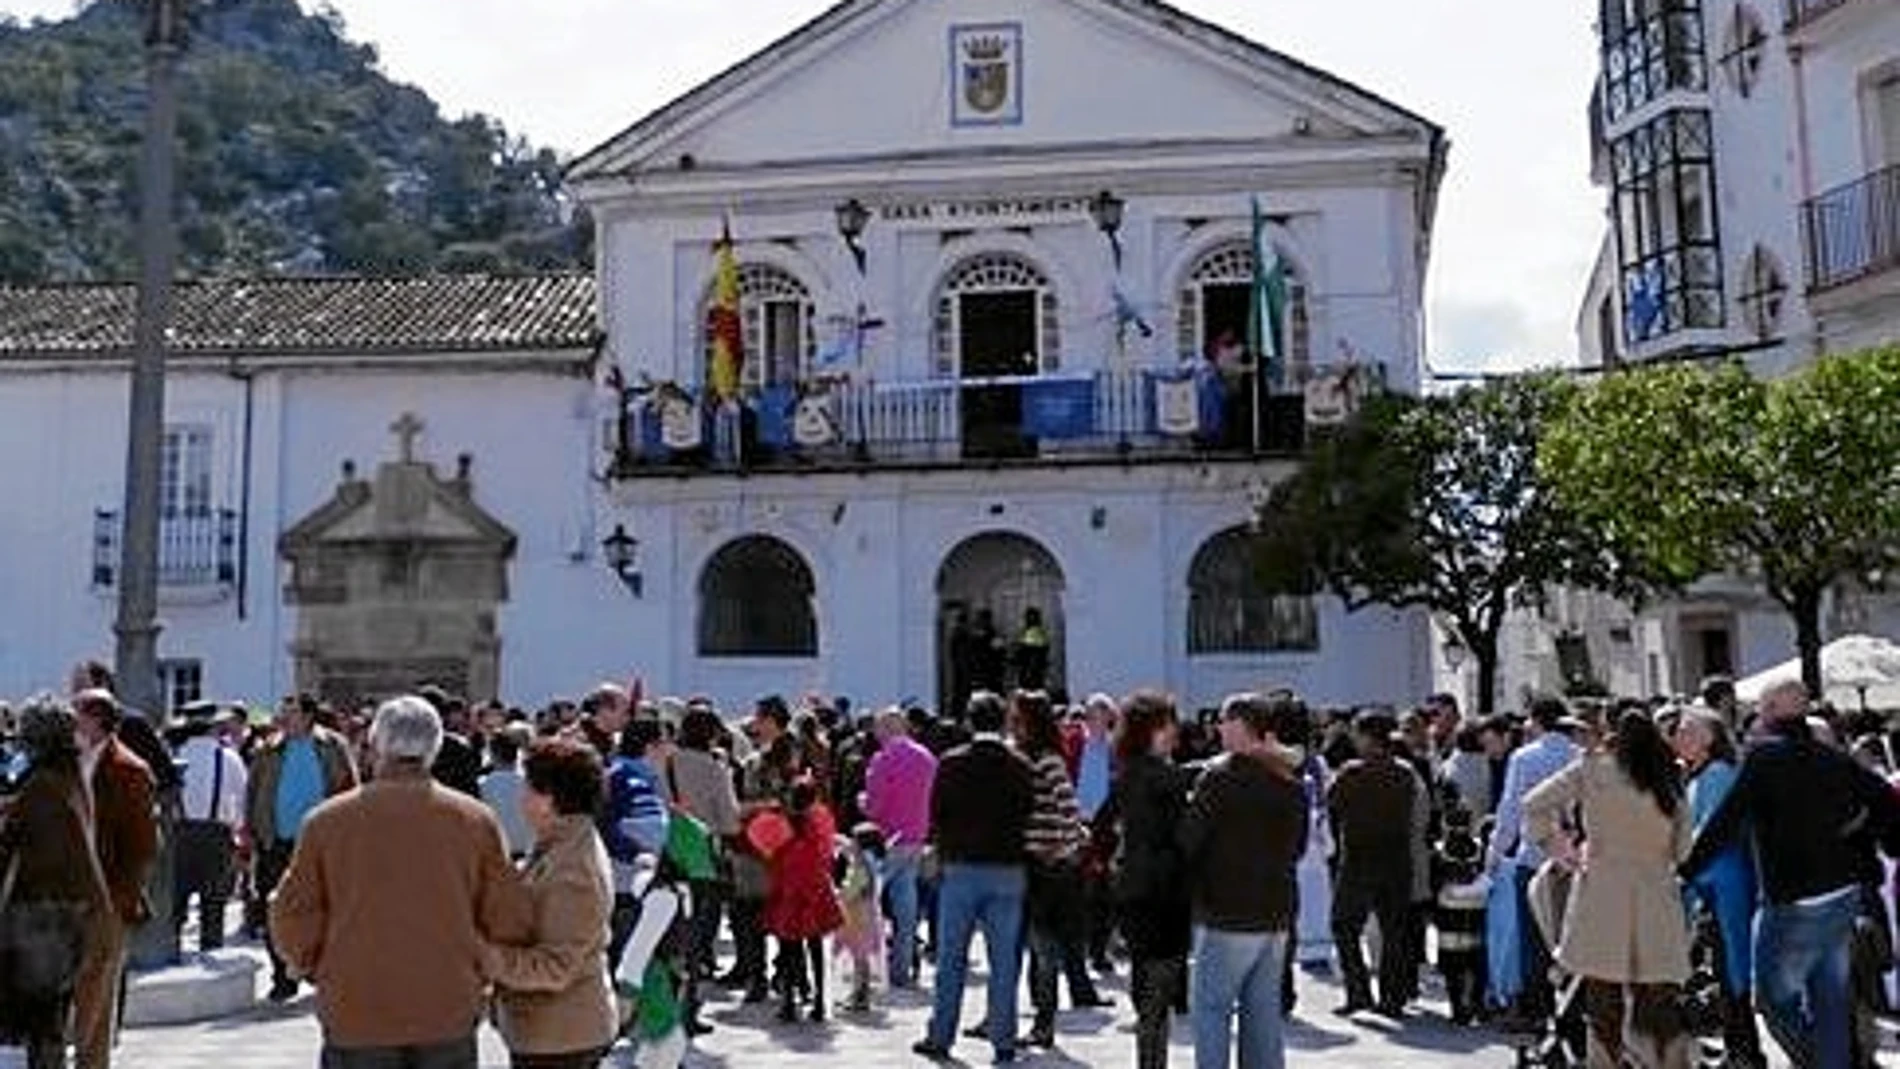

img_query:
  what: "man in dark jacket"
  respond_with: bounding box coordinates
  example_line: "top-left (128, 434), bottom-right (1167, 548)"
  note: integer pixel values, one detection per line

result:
top-left (1327, 710), bottom-right (1419, 1017)
top-left (1684, 680), bottom-right (1900, 1069)
top-left (914, 691), bottom-right (1036, 1065)
top-left (1180, 692), bottom-right (1308, 1069)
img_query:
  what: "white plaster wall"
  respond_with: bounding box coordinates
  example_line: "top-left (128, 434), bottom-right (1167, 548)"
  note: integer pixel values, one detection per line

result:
top-left (1798, 12), bottom-right (1900, 196)
top-left (647, 0), bottom-right (1323, 169)
top-left (0, 362), bottom-right (616, 706)
top-left (1705, 3), bottom-right (1816, 368)
top-left (605, 465), bottom-right (1430, 715)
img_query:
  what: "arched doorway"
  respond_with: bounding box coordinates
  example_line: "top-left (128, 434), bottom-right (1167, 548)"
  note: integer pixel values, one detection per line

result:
top-left (935, 532), bottom-right (1065, 717)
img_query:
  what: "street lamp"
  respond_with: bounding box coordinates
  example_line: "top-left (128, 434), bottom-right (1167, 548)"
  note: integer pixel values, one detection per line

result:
top-left (602, 523), bottom-right (643, 597)
top-left (835, 197), bottom-right (870, 274)
top-left (1087, 189), bottom-right (1125, 270)
top-left (1441, 629), bottom-right (1468, 674)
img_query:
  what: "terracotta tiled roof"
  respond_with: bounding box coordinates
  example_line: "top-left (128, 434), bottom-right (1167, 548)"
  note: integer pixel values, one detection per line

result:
top-left (0, 273), bottom-right (600, 359)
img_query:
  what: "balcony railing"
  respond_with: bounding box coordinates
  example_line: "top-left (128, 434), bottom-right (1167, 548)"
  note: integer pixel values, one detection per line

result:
top-left (605, 368), bottom-right (1309, 478)
top-left (92, 508), bottom-right (239, 590)
top-left (1803, 164), bottom-right (1900, 293)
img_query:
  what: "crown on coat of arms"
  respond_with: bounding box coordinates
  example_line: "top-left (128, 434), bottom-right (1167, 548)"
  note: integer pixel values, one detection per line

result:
top-left (963, 35), bottom-right (1008, 61)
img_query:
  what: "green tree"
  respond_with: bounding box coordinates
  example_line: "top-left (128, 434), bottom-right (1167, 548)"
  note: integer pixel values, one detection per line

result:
top-left (1540, 348), bottom-right (1900, 697)
top-left (1253, 375), bottom-right (1633, 713)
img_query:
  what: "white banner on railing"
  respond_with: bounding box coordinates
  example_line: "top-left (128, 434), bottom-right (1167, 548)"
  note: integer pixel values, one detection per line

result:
top-left (659, 397), bottom-right (703, 451)
top-left (793, 394), bottom-right (839, 447)
top-left (1154, 376), bottom-right (1200, 437)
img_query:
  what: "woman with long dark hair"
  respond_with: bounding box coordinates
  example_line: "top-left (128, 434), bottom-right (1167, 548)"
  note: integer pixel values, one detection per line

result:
top-left (1525, 707), bottom-right (1693, 1068)
top-left (1094, 690), bottom-right (1192, 1069)
top-left (1011, 689), bottom-right (1099, 1048)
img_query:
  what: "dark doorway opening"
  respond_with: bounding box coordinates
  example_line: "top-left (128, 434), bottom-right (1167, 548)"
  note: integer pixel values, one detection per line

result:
top-left (960, 291), bottom-right (1038, 459)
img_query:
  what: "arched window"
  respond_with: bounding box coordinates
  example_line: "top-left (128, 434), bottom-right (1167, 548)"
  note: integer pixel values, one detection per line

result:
top-left (1176, 242), bottom-right (1311, 383)
top-left (698, 536), bottom-right (817, 657)
top-left (701, 263), bottom-right (814, 389)
top-left (1187, 527), bottom-right (1318, 654)
top-left (932, 253), bottom-right (1060, 377)
top-left (1736, 244), bottom-right (1787, 339)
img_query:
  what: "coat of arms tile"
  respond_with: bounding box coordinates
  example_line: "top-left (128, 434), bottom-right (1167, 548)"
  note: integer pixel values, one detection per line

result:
top-left (950, 22), bottom-right (1023, 127)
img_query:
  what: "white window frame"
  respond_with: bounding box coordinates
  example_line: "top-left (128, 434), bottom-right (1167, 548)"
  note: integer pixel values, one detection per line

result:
top-left (160, 424), bottom-right (214, 520)
top-left (702, 264), bottom-right (815, 389)
top-left (1175, 241), bottom-right (1311, 382)
top-left (932, 253), bottom-right (1060, 377)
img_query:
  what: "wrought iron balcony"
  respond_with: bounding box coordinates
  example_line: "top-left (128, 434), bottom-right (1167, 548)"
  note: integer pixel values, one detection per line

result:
top-left (1802, 164), bottom-right (1900, 293)
top-left (603, 367), bottom-right (1312, 478)
top-left (92, 508), bottom-right (239, 590)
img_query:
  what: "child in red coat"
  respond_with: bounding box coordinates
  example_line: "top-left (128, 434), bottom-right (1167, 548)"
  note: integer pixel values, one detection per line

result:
top-left (765, 777), bottom-right (844, 1022)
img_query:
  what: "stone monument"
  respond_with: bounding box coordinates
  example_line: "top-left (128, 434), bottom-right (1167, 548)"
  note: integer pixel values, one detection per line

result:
top-left (279, 413), bottom-right (516, 705)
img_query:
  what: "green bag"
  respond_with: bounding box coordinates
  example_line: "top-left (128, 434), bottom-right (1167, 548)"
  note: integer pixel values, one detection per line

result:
top-left (664, 810), bottom-right (717, 882)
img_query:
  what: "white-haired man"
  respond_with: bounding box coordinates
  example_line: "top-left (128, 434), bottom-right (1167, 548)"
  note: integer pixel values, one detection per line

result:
top-left (270, 696), bottom-right (531, 1069)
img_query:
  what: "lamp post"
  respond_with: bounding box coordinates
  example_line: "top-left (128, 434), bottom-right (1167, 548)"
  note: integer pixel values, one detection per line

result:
top-left (602, 523), bottom-right (643, 597)
top-left (118, 0), bottom-right (187, 969)
top-left (1087, 189), bottom-right (1125, 270)
top-left (835, 198), bottom-right (870, 274)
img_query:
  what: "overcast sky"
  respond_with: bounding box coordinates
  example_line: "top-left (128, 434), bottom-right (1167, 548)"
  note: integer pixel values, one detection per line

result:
top-left (3, 0), bottom-right (1604, 372)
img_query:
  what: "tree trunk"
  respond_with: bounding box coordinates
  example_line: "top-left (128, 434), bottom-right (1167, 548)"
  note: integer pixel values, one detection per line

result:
top-left (1471, 628), bottom-right (1502, 715)
top-left (1789, 585), bottom-right (1826, 700)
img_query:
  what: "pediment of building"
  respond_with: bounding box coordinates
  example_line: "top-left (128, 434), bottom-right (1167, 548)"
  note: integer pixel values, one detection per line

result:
top-left (567, 0), bottom-right (1439, 185)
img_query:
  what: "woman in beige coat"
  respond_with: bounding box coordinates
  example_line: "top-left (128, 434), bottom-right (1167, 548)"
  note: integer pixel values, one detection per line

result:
top-left (1524, 708), bottom-right (1693, 1069)
top-left (484, 738), bottom-right (618, 1069)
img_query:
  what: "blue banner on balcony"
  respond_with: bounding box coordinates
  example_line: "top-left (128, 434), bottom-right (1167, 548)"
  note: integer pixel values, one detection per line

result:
top-left (1022, 377), bottom-right (1096, 440)
top-left (755, 383), bottom-right (797, 450)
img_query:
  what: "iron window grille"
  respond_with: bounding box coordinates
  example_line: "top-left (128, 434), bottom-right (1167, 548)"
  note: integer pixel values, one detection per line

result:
top-left (1611, 107), bottom-right (1726, 347)
top-left (1187, 527), bottom-right (1319, 654)
top-left (1599, 0), bottom-right (1710, 126)
top-left (698, 535), bottom-right (818, 657)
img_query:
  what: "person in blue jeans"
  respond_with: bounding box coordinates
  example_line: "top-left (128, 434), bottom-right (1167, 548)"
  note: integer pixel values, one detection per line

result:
top-left (913, 692), bottom-right (1037, 1065)
top-left (1180, 692), bottom-right (1310, 1069)
top-left (1684, 681), bottom-right (1900, 1069)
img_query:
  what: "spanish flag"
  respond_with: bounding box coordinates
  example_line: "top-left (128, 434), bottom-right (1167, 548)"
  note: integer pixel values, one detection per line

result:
top-left (708, 220), bottom-right (744, 402)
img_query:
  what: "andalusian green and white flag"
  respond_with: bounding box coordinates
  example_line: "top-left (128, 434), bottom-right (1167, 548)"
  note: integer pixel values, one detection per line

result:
top-left (1248, 196), bottom-right (1289, 392)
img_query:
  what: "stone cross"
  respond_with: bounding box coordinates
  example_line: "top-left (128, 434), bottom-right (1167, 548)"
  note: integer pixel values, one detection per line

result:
top-left (391, 412), bottom-right (424, 462)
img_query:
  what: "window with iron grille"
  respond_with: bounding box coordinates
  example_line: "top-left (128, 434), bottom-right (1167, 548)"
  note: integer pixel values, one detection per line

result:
top-left (1599, 0), bottom-right (1709, 126)
top-left (1187, 527), bottom-right (1318, 654)
top-left (698, 536), bottom-right (818, 657)
top-left (1611, 108), bottom-right (1725, 346)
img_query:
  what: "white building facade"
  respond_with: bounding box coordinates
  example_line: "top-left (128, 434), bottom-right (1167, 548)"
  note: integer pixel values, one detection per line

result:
top-left (571, 0), bottom-right (1446, 714)
top-left (1527, 0), bottom-right (1900, 703)
top-left (0, 0), bottom-right (1448, 716)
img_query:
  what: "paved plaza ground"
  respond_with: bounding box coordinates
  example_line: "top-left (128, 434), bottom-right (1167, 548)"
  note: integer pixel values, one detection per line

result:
top-left (99, 950), bottom-right (1525, 1068)
top-left (90, 946), bottom-right (1878, 1069)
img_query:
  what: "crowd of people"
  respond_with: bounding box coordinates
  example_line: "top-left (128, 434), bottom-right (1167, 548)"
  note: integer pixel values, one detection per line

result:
top-left (0, 663), bottom-right (1898, 1069)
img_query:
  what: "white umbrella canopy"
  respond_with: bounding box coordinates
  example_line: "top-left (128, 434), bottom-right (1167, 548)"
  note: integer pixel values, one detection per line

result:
top-left (1735, 633), bottom-right (1900, 711)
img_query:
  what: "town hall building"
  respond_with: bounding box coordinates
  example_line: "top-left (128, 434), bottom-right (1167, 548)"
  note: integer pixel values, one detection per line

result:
top-left (0, 0), bottom-right (1447, 715)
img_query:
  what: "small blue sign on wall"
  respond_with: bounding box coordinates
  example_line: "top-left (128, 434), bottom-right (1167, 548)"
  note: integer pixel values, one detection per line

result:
top-left (950, 22), bottom-right (1024, 128)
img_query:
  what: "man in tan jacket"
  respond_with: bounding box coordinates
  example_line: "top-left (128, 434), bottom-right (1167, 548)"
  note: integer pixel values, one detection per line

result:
top-left (270, 695), bottom-right (530, 1068)
top-left (70, 688), bottom-right (159, 1069)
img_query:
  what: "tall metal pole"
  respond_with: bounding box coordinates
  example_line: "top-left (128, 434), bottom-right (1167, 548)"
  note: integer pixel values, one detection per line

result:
top-left (115, 0), bottom-right (185, 722)
top-left (118, 0), bottom-right (186, 970)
